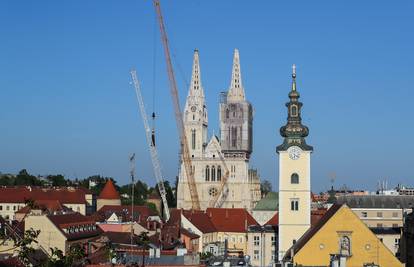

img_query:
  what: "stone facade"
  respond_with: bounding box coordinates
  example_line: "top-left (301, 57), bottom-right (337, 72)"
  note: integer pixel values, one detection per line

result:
top-left (177, 49), bottom-right (260, 211)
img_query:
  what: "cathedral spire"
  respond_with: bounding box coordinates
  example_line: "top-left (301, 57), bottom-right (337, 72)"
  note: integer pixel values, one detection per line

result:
top-left (227, 49), bottom-right (245, 102)
top-left (189, 49), bottom-right (204, 98)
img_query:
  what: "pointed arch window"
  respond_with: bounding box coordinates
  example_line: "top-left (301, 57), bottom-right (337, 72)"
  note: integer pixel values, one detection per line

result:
top-left (205, 166), bottom-right (210, 181)
top-left (211, 166), bottom-right (216, 181)
top-left (226, 109), bottom-right (230, 119)
top-left (191, 129), bottom-right (196, 150)
top-left (217, 166), bottom-right (222, 181)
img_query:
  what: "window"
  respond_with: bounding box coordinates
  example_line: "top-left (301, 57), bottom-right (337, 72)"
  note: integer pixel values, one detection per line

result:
top-left (271, 236), bottom-right (276, 246)
top-left (392, 223), bottom-right (398, 227)
top-left (361, 212), bottom-right (368, 218)
top-left (253, 236), bottom-right (260, 246)
top-left (210, 247), bottom-right (214, 253)
top-left (0, 206), bottom-right (2, 211)
top-left (290, 104), bottom-right (298, 117)
top-left (191, 129), bottom-right (196, 150)
top-left (211, 166), bottom-right (216, 181)
top-left (395, 238), bottom-right (400, 248)
top-left (226, 109), bottom-right (229, 118)
top-left (377, 212), bottom-right (383, 217)
top-left (13, 206), bottom-right (16, 211)
top-left (6, 206), bottom-right (9, 211)
top-left (231, 236), bottom-right (235, 243)
top-left (392, 212), bottom-right (398, 218)
top-left (231, 127), bottom-right (237, 147)
top-left (217, 166), bottom-right (222, 181)
top-left (218, 236), bottom-right (221, 242)
top-left (291, 199), bottom-right (299, 211)
top-left (209, 187), bottom-right (218, 197)
top-left (253, 250), bottom-right (259, 260)
top-left (377, 223), bottom-right (383, 228)
top-left (291, 173), bottom-right (299, 184)
top-left (205, 166), bottom-right (210, 181)
top-left (239, 237), bottom-right (243, 243)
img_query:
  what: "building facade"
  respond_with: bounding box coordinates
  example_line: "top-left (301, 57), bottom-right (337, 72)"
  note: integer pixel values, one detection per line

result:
top-left (277, 65), bottom-right (313, 260)
top-left (177, 49), bottom-right (261, 211)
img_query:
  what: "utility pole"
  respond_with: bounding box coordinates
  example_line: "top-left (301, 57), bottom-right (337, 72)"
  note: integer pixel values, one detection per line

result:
top-left (130, 153), bottom-right (136, 246)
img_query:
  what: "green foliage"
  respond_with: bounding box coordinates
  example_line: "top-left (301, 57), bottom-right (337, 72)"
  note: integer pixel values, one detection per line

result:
top-left (200, 251), bottom-right (213, 260)
top-left (46, 174), bottom-right (67, 186)
top-left (42, 244), bottom-right (85, 267)
top-left (16, 228), bottom-right (40, 266)
top-left (155, 180), bottom-right (176, 208)
top-left (260, 180), bottom-right (272, 196)
top-left (145, 202), bottom-right (158, 214)
top-left (120, 180), bottom-right (149, 206)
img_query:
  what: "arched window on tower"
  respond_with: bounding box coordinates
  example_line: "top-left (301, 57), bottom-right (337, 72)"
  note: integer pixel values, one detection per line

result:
top-left (217, 166), bottom-right (222, 181)
top-left (211, 166), bottom-right (216, 181)
top-left (205, 166), bottom-right (210, 181)
top-left (191, 129), bottom-right (196, 150)
top-left (226, 109), bottom-right (229, 119)
top-left (291, 105), bottom-right (298, 117)
top-left (291, 173), bottom-right (299, 184)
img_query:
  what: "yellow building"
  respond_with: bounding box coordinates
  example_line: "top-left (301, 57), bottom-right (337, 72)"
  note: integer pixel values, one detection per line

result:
top-left (286, 204), bottom-right (403, 267)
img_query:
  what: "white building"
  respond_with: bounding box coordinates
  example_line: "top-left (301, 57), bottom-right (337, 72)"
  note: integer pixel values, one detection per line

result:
top-left (177, 49), bottom-right (261, 211)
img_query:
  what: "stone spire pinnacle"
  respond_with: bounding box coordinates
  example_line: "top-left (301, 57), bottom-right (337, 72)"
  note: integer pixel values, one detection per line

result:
top-left (227, 49), bottom-right (245, 102)
top-left (189, 49), bottom-right (204, 98)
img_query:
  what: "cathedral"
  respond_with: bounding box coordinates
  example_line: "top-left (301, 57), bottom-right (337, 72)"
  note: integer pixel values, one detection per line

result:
top-left (176, 49), bottom-right (261, 211)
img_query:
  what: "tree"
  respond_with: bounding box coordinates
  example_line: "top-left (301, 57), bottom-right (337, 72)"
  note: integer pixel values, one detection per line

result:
top-left (16, 228), bottom-right (41, 266)
top-left (260, 180), bottom-right (272, 196)
top-left (154, 180), bottom-right (176, 208)
top-left (136, 231), bottom-right (150, 267)
top-left (46, 174), bottom-right (67, 186)
top-left (15, 169), bottom-right (42, 186)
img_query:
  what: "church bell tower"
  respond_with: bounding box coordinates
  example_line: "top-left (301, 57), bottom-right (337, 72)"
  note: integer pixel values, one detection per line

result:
top-left (277, 65), bottom-right (313, 260)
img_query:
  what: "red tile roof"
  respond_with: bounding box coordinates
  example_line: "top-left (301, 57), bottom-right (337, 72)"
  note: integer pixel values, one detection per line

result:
top-left (311, 208), bottom-right (328, 227)
top-left (0, 186), bottom-right (90, 204)
top-left (206, 208), bottom-right (259, 233)
top-left (180, 227), bottom-right (200, 240)
top-left (47, 212), bottom-right (102, 241)
top-left (16, 200), bottom-right (68, 214)
top-left (265, 212), bottom-right (279, 226)
top-left (95, 205), bottom-right (157, 222)
top-left (98, 180), bottom-right (120, 200)
top-left (181, 210), bottom-right (216, 233)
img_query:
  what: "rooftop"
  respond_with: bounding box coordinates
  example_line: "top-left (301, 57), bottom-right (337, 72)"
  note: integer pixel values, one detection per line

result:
top-left (0, 186), bottom-right (90, 204)
top-left (98, 180), bottom-right (120, 200)
top-left (337, 195), bottom-right (414, 209)
top-left (253, 192), bottom-right (278, 211)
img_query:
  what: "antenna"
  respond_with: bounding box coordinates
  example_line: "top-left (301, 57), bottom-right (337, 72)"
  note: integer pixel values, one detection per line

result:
top-left (129, 153), bottom-right (136, 246)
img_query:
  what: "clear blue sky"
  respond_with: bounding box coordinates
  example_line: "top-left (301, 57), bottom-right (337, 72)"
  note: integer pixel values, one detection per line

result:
top-left (1, 1), bottom-right (413, 193)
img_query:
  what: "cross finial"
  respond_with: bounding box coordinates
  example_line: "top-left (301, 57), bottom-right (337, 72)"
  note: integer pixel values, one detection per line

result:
top-left (291, 64), bottom-right (297, 91)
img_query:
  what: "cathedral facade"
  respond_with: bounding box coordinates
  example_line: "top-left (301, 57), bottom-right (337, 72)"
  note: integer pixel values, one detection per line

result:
top-left (176, 49), bottom-right (261, 211)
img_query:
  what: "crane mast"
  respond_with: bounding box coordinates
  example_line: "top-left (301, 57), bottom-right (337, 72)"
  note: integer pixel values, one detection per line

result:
top-left (130, 70), bottom-right (170, 221)
top-left (208, 143), bottom-right (230, 208)
top-left (153, 0), bottom-right (200, 210)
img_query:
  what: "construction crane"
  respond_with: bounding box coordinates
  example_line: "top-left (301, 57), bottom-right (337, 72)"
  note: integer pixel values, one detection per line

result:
top-left (208, 142), bottom-right (230, 208)
top-left (130, 69), bottom-right (170, 221)
top-left (153, 0), bottom-right (200, 210)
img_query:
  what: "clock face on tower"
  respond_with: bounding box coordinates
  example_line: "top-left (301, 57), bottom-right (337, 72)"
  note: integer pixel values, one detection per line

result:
top-left (288, 146), bottom-right (302, 160)
top-left (191, 106), bottom-right (197, 112)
